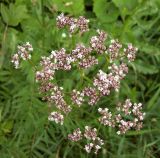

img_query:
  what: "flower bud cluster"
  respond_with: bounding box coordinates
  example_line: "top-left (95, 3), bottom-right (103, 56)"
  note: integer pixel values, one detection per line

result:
top-left (71, 44), bottom-right (97, 68)
top-left (90, 30), bottom-right (107, 54)
top-left (49, 86), bottom-right (72, 114)
top-left (56, 13), bottom-right (89, 34)
top-left (79, 56), bottom-right (98, 68)
top-left (36, 48), bottom-right (74, 83)
top-left (83, 87), bottom-right (100, 105)
top-left (35, 49), bottom-right (72, 122)
top-left (98, 108), bottom-right (115, 127)
top-left (94, 63), bottom-right (128, 95)
top-left (71, 87), bottom-right (100, 106)
top-left (71, 44), bottom-right (92, 60)
top-left (39, 83), bottom-right (71, 125)
top-left (68, 126), bottom-right (104, 154)
top-left (36, 56), bottom-right (56, 81)
top-left (84, 126), bottom-right (97, 140)
top-left (85, 136), bottom-right (104, 154)
top-left (98, 99), bottom-right (145, 135)
top-left (50, 48), bottom-right (73, 70)
top-left (39, 82), bottom-right (54, 93)
top-left (11, 42), bottom-right (33, 69)
top-left (56, 13), bottom-right (70, 28)
top-left (94, 70), bottom-right (114, 95)
top-left (48, 111), bottom-right (64, 125)
top-left (37, 82), bottom-right (71, 124)
top-left (110, 63), bottom-right (128, 79)
top-left (124, 43), bottom-right (138, 62)
top-left (77, 16), bottom-right (90, 34)
top-left (68, 128), bottom-right (82, 142)
top-left (108, 39), bottom-right (122, 61)
top-left (71, 89), bottom-right (84, 107)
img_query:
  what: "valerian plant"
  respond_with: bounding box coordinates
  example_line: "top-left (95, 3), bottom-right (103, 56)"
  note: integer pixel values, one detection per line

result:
top-left (11, 13), bottom-right (145, 154)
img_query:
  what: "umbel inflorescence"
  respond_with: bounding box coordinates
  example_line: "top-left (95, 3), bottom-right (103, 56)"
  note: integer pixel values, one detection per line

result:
top-left (11, 13), bottom-right (145, 154)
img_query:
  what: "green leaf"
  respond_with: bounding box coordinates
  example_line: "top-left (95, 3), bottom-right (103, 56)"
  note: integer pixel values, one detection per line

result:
top-left (1, 4), bottom-right (9, 24)
top-left (63, 79), bottom-right (73, 91)
top-left (0, 107), bottom-right (2, 122)
top-left (93, 0), bottom-right (119, 23)
top-left (1, 120), bottom-right (13, 134)
top-left (147, 87), bottom-right (160, 109)
top-left (134, 1), bottom-right (159, 30)
top-left (112, 0), bottom-right (138, 11)
top-left (0, 3), bottom-right (28, 26)
top-left (126, 129), bottom-right (160, 135)
top-left (50, 0), bottom-right (84, 15)
top-left (133, 60), bottom-right (159, 74)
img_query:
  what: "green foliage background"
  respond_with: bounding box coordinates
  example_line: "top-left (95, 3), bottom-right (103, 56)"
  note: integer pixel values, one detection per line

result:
top-left (0, 0), bottom-right (160, 157)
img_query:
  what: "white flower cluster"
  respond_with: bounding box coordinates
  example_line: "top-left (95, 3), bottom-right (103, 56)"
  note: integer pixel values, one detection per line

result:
top-left (11, 42), bottom-right (33, 69)
top-left (98, 108), bottom-right (115, 127)
top-left (90, 29), bottom-right (107, 54)
top-left (71, 89), bottom-right (84, 107)
top-left (124, 43), bottom-right (138, 62)
top-left (49, 86), bottom-right (72, 114)
top-left (98, 99), bottom-right (145, 135)
top-left (36, 56), bottom-right (56, 81)
top-left (108, 39), bottom-right (122, 61)
top-left (48, 111), bottom-right (64, 125)
top-left (12, 13), bottom-right (144, 155)
top-left (83, 87), bottom-right (100, 105)
top-left (68, 128), bottom-right (82, 142)
top-left (68, 126), bottom-right (104, 154)
top-left (56, 13), bottom-right (89, 34)
top-left (50, 48), bottom-right (73, 70)
top-left (94, 63), bottom-right (128, 95)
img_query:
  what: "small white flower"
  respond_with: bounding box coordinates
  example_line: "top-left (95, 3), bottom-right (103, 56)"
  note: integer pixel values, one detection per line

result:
top-left (117, 131), bottom-right (121, 135)
top-left (62, 33), bottom-right (67, 38)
